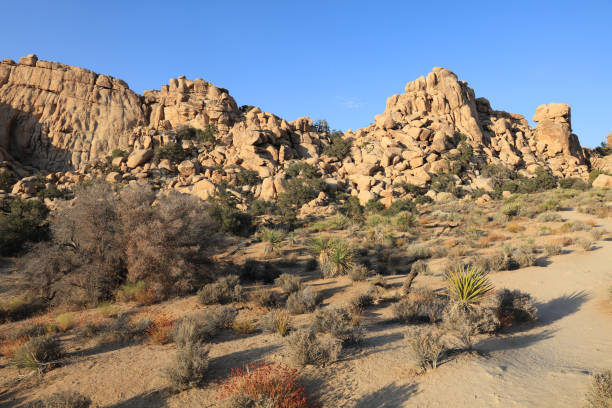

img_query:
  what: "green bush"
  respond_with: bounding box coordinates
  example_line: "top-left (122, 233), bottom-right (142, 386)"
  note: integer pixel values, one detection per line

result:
top-left (177, 124), bottom-right (218, 147)
top-left (431, 174), bottom-right (459, 195)
top-left (0, 198), bottom-right (50, 255)
top-left (559, 177), bottom-right (589, 190)
top-left (381, 199), bottom-right (416, 216)
top-left (156, 142), bottom-right (187, 163)
top-left (207, 192), bottom-right (254, 236)
top-left (338, 196), bottom-right (364, 223)
top-left (313, 119), bottom-right (330, 134)
top-left (239, 105), bottom-right (256, 114)
top-left (234, 168), bottom-right (261, 187)
top-left (111, 149), bottom-right (129, 159)
top-left (0, 171), bottom-right (15, 191)
top-left (322, 131), bottom-right (351, 159)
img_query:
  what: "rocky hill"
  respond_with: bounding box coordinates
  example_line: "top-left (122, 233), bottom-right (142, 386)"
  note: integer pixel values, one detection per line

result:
top-left (0, 54), bottom-right (607, 209)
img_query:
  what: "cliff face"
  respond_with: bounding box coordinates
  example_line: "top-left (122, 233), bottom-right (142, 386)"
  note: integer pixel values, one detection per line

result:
top-left (0, 54), bottom-right (147, 171)
top-left (0, 54), bottom-right (592, 184)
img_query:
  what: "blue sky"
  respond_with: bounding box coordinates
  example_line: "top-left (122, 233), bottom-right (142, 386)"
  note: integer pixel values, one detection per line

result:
top-left (1, 1), bottom-right (610, 147)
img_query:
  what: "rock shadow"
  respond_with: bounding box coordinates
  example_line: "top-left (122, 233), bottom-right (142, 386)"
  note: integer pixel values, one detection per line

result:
top-left (354, 382), bottom-right (419, 408)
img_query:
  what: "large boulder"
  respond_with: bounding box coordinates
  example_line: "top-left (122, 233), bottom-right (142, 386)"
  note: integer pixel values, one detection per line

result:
top-left (126, 149), bottom-right (153, 168)
top-left (592, 174), bottom-right (612, 188)
top-left (532, 103), bottom-right (585, 162)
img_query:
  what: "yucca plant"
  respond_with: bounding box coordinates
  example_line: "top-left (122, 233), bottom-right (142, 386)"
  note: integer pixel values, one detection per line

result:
top-left (324, 240), bottom-right (354, 278)
top-left (445, 264), bottom-right (494, 305)
top-left (310, 236), bottom-right (333, 267)
top-left (260, 228), bottom-right (285, 255)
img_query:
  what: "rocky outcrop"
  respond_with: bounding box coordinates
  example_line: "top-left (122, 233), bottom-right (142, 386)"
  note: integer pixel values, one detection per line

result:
top-left (0, 55), bottom-right (147, 171)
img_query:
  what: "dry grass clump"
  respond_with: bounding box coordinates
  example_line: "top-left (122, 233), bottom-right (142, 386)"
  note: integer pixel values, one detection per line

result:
top-left (38, 391), bottom-right (91, 408)
top-left (274, 273), bottom-right (303, 294)
top-left (13, 335), bottom-right (63, 371)
top-left (543, 243), bottom-right (563, 257)
top-left (286, 328), bottom-right (340, 366)
top-left (471, 251), bottom-right (509, 273)
top-left (405, 243), bottom-right (431, 261)
top-left (262, 309), bottom-right (291, 336)
top-left (217, 363), bottom-right (314, 408)
top-left (505, 223), bottom-right (525, 233)
top-left (312, 306), bottom-right (363, 344)
top-left (286, 287), bottom-right (321, 315)
top-left (585, 369), bottom-right (612, 408)
top-left (349, 288), bottom-right (377, 312)
top-left (590, 228), bottom-right (607, 241)
top-left (165, 341), bottom-right (210, 389)
top-left (173, 306), bottom-right (237, 346)
top-left (348, 264), bottom-right (371, 282)
top-left (577, 237), bottom-right (594, 251)
top-left (394, 288), bottom-right (447, 323)
top-left (77, 313), bottom-right (151, 344)
top-left (510, 245), bottom-right (537, 268)
top-left (54, 312), bottom-right (76, 332)
top-left (405, 328), bottom-right (447, 370)
top-left (198, 275), bottom-right (243, 305)
top-left (537, 212), bottom-right (564, 222)
top-left (232, 319), bottom-right (256, 335)
top-left (249, 287), bottom-right (283, 309)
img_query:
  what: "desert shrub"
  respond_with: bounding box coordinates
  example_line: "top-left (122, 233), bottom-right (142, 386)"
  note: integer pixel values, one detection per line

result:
top-left (349, 289), bottom-right (376, 312)
top-left (173, 307), bottom-right (236, 345)
top-left (207, 192), bottom-right (254, 237)
top-left (55, 312), bottom-right (75, 332)
top-left (277, 164), bottom-right (325, 221)
top-left (234, 168), bottom-right (262, 187)
top-left (0, 198), bottom-right (50, 255)
top-left (218, 363), bottom-right (314, 408)
top-left (111, 149), bottom-right (129, 159)
top-left (286, 328), bottom-right (340, 367)
top-left (232, 318), bottom-right (256, 335)
top-left (497, 289), bottom-right (538, 324)
top-left (511, 246), bottom-right (537, 268)
top-left (240, 259), bottom-right (281, 283)
top-left (502, 202), bottom-right (521, 217)
top-left (589, 169), bottom-right (609, 184)
top-left (275, 273), bottom-right (302, 294)
top-left (248, 199), bottom-right (275, 216)
top-left (13, 335), bottom-right (63, 370)
top-left (156, 141), bottom-right (187, 163)
top-left (165, 341), bottom-right (210, 390)
top-left (538, 199), bottom-right (561, 212)
top-left (322, 239), bottom-right (354, 277)
top-left (381, 199), bottom-right (417, 216)
top-left (538, 212), bottom-right (563, 222)
top-left (249, 287), bottom-right (283, 308)
top-left (286, 287), bottom-right (320, 315)
top-left (198, 275), bottom-right (243, 305)
top-left (559, 177), bottom-right (589, 191)
top-left (177, 124), bottom-right (218, 147)
top-left (577, 237), bottom-right (594, 251)
top-left (405, 329), bottom-right (446, 370)
top-left (393, 211), bottom-right (418, 232)
top-left (365, 199), bottom-right (385, 213)
top-left (312, 306), bottom-right (362, 344)
top-left (322, 131), bottom-right (351, 159)
top-left (543, 244), bottom-right (563, 257)
top-left (431, 173), bottom-right (458, 195)
top-left (348, 264), bottom-right (370, 282)
top-left (39, 391), bottom-right (91, 408)
top-left (204, 306), bottom-right (238, 332)
top-left (115, 281), bottom-right (156, 305)
top-left (585, 369), bottom-right (612, 408)
top-left (338, 196), bottom-right (365, 223)
top-left (393, 288), bottom-right (447, 323)
top-left (0, 171), bottom-right (15, 191)
top-left (239, 105), bottom-right (256, 114)
top-left (405, 243), bottom-right (431, 262)
top-left (262, 309), bottom-right (291, 336)
top-left (0, 293), bottom-right (46, 322)
top-left (445, 265), bottom-right (494, 305)
top-left (11, 322), bottom-right (48, 340)
top-left (472, 251), bottom-right (510, 273)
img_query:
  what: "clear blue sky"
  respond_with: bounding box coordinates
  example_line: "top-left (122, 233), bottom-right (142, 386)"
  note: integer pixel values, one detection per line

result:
top-left (1, 1), bottom-right (611, 147)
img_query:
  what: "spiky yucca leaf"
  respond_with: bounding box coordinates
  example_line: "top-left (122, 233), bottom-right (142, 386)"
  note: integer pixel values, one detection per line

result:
top-left (445, 264), bottom-right (494, 304)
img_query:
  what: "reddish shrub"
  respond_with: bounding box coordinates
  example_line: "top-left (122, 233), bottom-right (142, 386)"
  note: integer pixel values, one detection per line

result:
top-left (218, 363), bottom-right (317, 408)
top-left (146, 314), bottom-right (174, 345)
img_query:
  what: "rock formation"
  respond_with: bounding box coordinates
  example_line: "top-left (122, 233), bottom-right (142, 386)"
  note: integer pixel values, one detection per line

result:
top-left (0, 54), bottom-right (600, 209)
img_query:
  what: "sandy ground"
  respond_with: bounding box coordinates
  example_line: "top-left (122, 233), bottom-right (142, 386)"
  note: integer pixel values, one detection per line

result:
top-left (1, 210), bottom-right (611, 407)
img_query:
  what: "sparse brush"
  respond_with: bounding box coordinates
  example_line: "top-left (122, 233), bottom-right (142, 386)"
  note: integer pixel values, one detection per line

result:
top-left (275, 273), bottom-right (303, 294)
top-left (13, 335), bottom-right (63, 371)
top-left (349, 289), bottom-right (376, 312)
top-left (286, 328), bottom-right (340, 367)
top-left (39, 390), bottom-right (91, 408)
top-left (286, 287), bottom-right (320, 315)
top-left (312, 306), bottom-right (363, 344)
top-left (537, 212), bottom-right (563, 222)
top-left (198, 275), bottom-right (243, 305)
top-left (393, 211), bottom-right (418, 232)
top-left (502, 202), bottom-right (521, 217)
top-left (585, 369), bottom-right (612, 408)
top-left (577, 237), bottom-right (594, 251)
top-left (472, 251), bottom-right (509, 273)
top-left (348, 264), bottom-right (370, 282)
top-left (405, 329), bottom-right (446, 370)
top-left (371, 274), bottom-right (387, 288)
top-left (249, 287), bottom-right (282, 308)
top-left (394, 288), bottom-right (447, 323)
top-left (96, 302), bottom-right (117, 318)
top-left (405, 244), bottom-right (431, 261)
top-left (506, 223), bottom-right (525, 233)
top-left (259, 228), bottom-right (285, 255)
top-left (511, 246), bottom-right (537, 268)
top-left (165, 341), bottom-right (210, 389)
top-left (445, 264), bottom-right (494, 305)
top-left (263, 309), bottom-right (292, 336)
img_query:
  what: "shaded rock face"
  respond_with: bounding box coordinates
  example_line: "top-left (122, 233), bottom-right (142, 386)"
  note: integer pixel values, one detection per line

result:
top-left (0, 56), bottom-right (147, 171)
